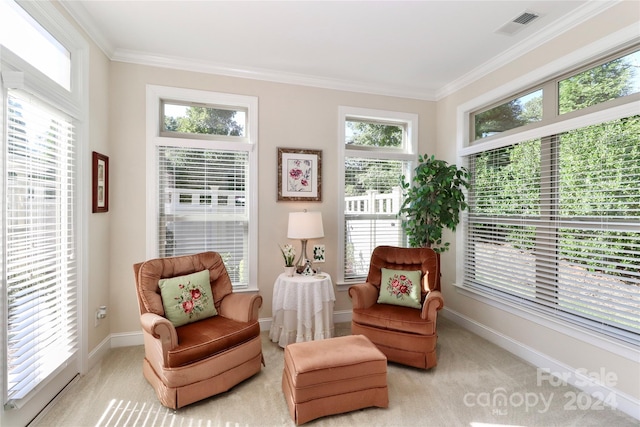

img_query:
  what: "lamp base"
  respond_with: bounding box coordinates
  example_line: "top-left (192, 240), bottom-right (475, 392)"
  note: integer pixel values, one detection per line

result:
top-left (295, 239), bottom-right (312, 274)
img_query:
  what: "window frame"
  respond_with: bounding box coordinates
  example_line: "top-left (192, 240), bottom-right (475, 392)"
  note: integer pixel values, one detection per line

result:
top-left (337, 106), bottom-right (418, 289)
top-left (0, 0), bottom-right (88, 424)
top-left (159, 99), bottom-right (249, 141)
top-left (470, 87), bottom-right (545, 142)
top-left (456, 37), bottom-right (640, 353)
top-left (146, 85), bottom-right (258, 291)
top-left (0, 0), bottom-right (71, 91)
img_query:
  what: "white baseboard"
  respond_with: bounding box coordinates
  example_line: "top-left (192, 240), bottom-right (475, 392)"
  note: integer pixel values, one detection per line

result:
top-left (87, 334), bottom-right (111, 372)
top-left (441, 307), bottom-right (640, 421)
top-left (333, 309), bottom-right (353, 324)
top-left (111, 331), bottom-right (145, 347)
top-left (259, 316), bottom-right (271, 331)
top-left (94, 309), bottom-right (353, 358)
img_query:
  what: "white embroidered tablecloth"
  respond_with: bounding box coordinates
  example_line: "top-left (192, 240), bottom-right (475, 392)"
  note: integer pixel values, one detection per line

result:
top-left (269, 273), bottom-right (335, 348)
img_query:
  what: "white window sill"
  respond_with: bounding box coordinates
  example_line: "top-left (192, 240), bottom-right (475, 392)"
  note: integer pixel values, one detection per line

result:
top-left (453, 282), bottom-right (639, 362)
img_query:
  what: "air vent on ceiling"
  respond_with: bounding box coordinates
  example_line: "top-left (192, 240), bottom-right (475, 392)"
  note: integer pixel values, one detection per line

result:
top-left (513, 12), bottom-right (539, 25)
top-left (496, 10), bottom-right (540, 36)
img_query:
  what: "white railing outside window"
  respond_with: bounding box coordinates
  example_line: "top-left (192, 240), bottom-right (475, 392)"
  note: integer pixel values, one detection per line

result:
top-left (338, 107), bottom-right (418, 284)
top-left (344, 188), bottom-right (403, 215)
top-left (146, 85), bottom-right (258, 291)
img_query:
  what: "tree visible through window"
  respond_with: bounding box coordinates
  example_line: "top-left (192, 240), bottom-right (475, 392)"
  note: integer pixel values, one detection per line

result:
top-left (149, 88), bottom-right (257, 290)
top-left (162, 101), bottom-right (246, 137)
top-left (466, 47), bottom-right (640, 343)
top-left (339, 108), bottom-right (417, 283)
top-left (473, 89), bottom-right (542, 140)
top-left (559, 50), bottom-right (640, 114)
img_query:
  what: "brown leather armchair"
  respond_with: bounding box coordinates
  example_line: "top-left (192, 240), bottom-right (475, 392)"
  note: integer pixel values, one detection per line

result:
top-left (348, 246), bottom-right (444, 369)
top-left (133, 252), bottom-right (263, 409)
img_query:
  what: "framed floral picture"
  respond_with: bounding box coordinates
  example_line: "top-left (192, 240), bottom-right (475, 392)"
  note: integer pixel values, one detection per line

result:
top-left (277, 148), bottom-right (322, 201)
top-left (313, 245), bottom-right (326, 263)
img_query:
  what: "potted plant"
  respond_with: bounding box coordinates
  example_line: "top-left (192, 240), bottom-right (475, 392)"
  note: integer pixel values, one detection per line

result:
top-left (279, 244), bottom-right (296, 276)
top-left (399, 154), bottom-right (470, 252)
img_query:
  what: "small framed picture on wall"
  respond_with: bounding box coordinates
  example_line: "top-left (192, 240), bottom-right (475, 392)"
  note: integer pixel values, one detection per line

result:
top-left (92, 151), bottom-right (109, 213)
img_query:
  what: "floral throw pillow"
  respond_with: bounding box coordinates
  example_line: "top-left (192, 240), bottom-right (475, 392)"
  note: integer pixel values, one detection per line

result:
top-left (159, 269), bottom-right (217, 327)
top-left (377, 268), bottom-right (423, 309)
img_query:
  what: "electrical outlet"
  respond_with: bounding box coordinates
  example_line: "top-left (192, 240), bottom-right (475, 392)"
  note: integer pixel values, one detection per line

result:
top-left (95, 306), bottom-right (107, 327)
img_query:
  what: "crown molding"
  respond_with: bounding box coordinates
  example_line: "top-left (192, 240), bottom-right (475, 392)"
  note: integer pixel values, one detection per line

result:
top-left (59, 0), bottom-right (114, 57)
top-left (61, 0), bottom-right (435, 99)
top-left (435, 0), bottom-right (621, 100)
top-left (112, 48), bottom-right (437, 100)
top-left (61, 0), bottom-right (622, 102)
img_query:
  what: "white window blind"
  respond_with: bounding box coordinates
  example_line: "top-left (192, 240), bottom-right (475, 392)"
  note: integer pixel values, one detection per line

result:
top-left (464, 116), bottom-right (640, 344)
top-left (157, 146), bottom-right (249, 287)
top-left (5, 89), bottom-right (77, 402)
top-left (344, 157), bottom-right (407, 279)
top-left (338, 107), bottom-right (417, 284)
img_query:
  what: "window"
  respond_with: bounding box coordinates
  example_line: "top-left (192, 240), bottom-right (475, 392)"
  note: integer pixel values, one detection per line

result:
top-left (5, 88), bottom-right (77, 403)
top-left (161, 100), bottom-right (247, 138)
top-left (1, 1), bottom-right (86, 424)
top-left (559, 50), bottom-right (640, 115)
top-left (338, 107), bottom-right (417, 284)
top-left (147, 86), bottom-right (258, 290)
top-left (0, 1), bottom-right (71, 90)
top-left (462, 46), bottom-right (640, 345)
top-left (473, 89), bottom-right (543, 140)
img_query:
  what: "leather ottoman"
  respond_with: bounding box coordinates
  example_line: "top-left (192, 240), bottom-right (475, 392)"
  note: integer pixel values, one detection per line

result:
top-left (282, 334), bottom-right (388, 425)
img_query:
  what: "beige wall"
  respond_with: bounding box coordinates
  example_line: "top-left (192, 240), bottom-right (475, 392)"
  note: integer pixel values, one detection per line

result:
top-left (436, 1), bottom-right (639, 403)
top-left (106, 63), bottom-right (435, 336)
top-left (86, 44), bottom-right (112, 352)
top-left (52, 0), bottom-right (113, 356)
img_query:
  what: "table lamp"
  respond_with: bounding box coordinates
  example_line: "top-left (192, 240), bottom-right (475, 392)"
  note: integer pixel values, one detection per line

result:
top-left (288, 210), bottom-right (324, 271)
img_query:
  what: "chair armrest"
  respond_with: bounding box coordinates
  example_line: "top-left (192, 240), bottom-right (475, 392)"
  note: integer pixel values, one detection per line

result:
top-left (421, 290), bottom-right (444, 320)
top-left (140, 312), bottom-right (178, 366)
top-left (218, 293), bottom-right (263, 323)
top-left (141, 312), bottom-right (178, 344)
top-left (348, 283), bottom-right (379, 310)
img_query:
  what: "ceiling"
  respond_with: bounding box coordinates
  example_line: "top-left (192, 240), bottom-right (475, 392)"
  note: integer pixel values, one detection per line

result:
top-left (60, 1), bottom-right (615, 100)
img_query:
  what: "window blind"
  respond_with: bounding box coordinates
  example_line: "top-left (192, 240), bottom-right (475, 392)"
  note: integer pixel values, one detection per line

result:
top-left (5, 89), bottom-right (77, 402)
top-left (157, 146), bottom-right (249, 287)
top-left (464, 116), bottom-right (640, 344)
top-left (344, 157), bottom-right (407, 279)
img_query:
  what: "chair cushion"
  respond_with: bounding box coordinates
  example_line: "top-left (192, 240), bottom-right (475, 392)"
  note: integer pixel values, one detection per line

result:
top-left (136, 252), bottom-right (233, 316)
top-left (377, 268), bottom-right (422, 309)
top-left (159, 269), bottom-right (218, 327)
top-left (352, 303), bottom-right (435, 336)
top-left (366, 246), bottom-right (440, 293)
top-left (167, 315), bottom-right (261, 368)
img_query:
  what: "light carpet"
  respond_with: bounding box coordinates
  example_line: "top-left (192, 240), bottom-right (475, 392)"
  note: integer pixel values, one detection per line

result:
top-left (31, 318), bottom-right (637, 426)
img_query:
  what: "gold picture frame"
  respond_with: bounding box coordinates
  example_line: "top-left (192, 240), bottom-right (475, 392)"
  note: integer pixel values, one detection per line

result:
top-left (277, 148), bottom-right (322, 201)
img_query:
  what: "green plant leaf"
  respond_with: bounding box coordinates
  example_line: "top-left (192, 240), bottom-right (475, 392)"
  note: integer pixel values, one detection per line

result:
top-left (399, 154), bottom-right (469, 252)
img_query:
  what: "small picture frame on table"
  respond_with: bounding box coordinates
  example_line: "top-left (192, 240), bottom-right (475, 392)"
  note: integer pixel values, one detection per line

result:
top-left (92, 151), bottom-right (109, 213)
top-left (313, 245), bottom-right (326, 263)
